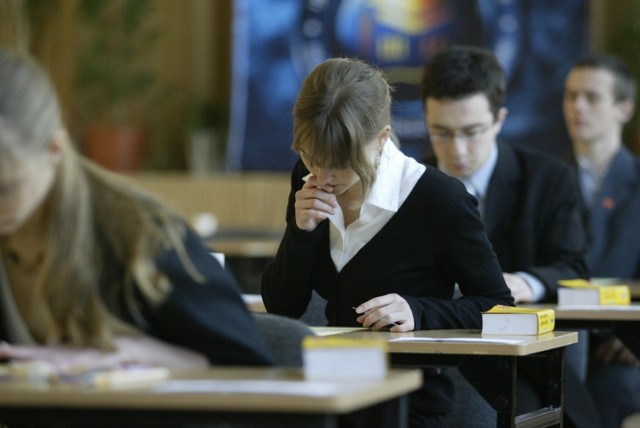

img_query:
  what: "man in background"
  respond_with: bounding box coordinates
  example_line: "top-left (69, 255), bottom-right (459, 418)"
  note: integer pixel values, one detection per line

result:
top-left (563, 54), bottom-right (640, 428)
top-left (420, 45), bottom-right (596, 427)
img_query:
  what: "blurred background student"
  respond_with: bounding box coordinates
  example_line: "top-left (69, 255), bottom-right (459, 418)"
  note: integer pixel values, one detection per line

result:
top-left (563, 54), bottom-right (640, 428)
top-left (262, 57), bottom-right (513, 427)
top-left (0, 49), bottom-right (274, 370)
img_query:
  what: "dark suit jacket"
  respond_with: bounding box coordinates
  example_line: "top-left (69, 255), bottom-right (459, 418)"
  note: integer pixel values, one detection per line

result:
top-left (426, 143), bottom-right (588, 302)
top-left (580, 146), bottom-right (640, 278)
top-left (576, 147), bottom-right (640, 360)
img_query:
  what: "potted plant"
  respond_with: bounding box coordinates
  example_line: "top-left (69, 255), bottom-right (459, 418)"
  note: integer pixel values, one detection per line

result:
top-left (185, 101), bottom-right (228, 174)
top-left (74, 0), bottom-right (160, 170)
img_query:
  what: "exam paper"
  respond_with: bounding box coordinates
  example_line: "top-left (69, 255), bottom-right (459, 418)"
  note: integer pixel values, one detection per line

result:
top-left (389, 337), bottom-right (525, 345)
top-left (557, 305), bottom-right (640, 311)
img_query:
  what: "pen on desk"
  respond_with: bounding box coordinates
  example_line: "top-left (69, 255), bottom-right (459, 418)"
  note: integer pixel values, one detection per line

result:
top-left (352, 307), bottom-right (400, 327)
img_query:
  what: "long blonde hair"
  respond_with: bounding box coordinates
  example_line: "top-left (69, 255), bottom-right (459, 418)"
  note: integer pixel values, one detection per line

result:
top-left (0, 49), bottom-right (199, 349)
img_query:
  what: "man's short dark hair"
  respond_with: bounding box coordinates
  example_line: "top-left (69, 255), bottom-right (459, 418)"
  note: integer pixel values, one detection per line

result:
top-left (420, 46), bottom-right (506, 118)
top-left (571, 54), bottom-right (636, 103)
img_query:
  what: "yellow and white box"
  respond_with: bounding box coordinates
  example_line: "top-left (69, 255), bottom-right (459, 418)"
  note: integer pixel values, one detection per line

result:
top-left (557, 279), bottom-right (630, 306)
top-left (302, 336), bottom-right (388, 381)
top-left (482, 305), bottom-right (555, 335)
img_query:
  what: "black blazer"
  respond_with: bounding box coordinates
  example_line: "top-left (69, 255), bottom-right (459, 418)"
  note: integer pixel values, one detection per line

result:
top-left (262, 160), bottom-right (514, 330)
top-left (426, 143), bottom-right (588, 302)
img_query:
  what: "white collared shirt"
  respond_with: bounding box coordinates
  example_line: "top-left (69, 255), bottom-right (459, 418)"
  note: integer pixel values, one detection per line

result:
top-left (458, 144), bottom-right (498, 217)
top-left (327, 139), bottom-right (425, 271)
top-left (576, 154), bottom-right (610, 207)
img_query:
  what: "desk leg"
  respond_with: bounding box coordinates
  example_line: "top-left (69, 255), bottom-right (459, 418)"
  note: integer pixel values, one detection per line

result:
top-left (389, 352), bottom-right (564, 428)
top-left (340, 394), bottom-right (409, 428)
top-left (459, 355), bottom-right (517, 427)
top-left (520, 348), bottom-right (564, 417)
top-left (460, 351), bottom-right (564, 428)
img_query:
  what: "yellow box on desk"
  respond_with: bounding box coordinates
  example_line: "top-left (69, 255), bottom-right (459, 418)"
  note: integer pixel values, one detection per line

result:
top-left (481, 305), bottom-right (555, 335)
top-left (302, 336), bottom-right (388, 381)
top-left (557, 279), bottom-right (630, 306)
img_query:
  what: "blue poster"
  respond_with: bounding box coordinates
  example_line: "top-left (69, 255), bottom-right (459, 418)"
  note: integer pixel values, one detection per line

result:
top-left (227, 0), bottom-right (588, 171)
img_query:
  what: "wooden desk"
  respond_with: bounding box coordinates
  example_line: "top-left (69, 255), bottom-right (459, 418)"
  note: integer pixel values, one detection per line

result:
top-left (525, 303), bottom-right (640, 359)
top-left (524, 303), bottom-right (640, 326)
top-left (0, 367), bottom-right (422, 428)
top-left (549, 304), bottom-right (640, 322)
top-left (209, 236), bottom-right (280, 258)
top-left (333, 329), bottom-right (578, 428)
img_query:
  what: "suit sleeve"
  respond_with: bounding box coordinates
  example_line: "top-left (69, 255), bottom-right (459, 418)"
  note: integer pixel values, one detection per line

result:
top-left (405, 189), bottom-right (515, 329)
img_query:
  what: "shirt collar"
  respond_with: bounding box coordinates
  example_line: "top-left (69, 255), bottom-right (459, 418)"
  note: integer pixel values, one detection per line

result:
top-left (458, 143), bottom-right (498, 198)
top-left (576, 153), bottom-right (608, 179)
top-left (364, 139), bottom-right (408, 212)
top-left (325, 138), bottom-right (424, 231)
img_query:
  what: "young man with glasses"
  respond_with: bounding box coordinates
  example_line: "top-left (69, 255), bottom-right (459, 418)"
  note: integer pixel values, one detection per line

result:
top-left (421, 46), bottom-right (587, 304)
top-left (420, 46), bottom-right (597, 428)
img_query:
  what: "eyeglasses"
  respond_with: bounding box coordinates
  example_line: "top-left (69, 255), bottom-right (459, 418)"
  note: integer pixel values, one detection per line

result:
top-left (428, 123), bottom-right (494, 144)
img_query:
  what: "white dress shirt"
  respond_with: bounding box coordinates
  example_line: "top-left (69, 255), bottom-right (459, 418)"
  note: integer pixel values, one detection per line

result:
top-left (458, 143), bottom-right (498, 217)
top-left (576, 153), bottom-right (611, 207)
top-left (328, 139), bottom-right (425, 272)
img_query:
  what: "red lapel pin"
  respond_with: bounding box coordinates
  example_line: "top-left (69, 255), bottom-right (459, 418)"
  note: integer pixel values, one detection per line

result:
top-left (602, 197), bottom-right (615, 210)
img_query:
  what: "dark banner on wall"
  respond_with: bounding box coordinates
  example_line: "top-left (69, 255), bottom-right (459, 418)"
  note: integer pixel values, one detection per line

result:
top-left (227, 0), bottom-right (588, 171)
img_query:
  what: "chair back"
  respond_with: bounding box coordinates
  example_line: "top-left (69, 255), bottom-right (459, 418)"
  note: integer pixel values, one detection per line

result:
top-left (252, 312), bottom-right (315, 367)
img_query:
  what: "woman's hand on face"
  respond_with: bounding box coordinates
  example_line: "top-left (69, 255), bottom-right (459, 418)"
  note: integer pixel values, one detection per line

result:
top-left (0, 335), bottom-right (208, 372)
top-left (294, 176), bottom-right (337, 231)
top-left (353, 294), bottom-right (415, 332)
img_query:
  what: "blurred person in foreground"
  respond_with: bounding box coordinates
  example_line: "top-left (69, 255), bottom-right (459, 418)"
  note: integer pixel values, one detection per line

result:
top-left (0, 49), bottom-right (274, 371)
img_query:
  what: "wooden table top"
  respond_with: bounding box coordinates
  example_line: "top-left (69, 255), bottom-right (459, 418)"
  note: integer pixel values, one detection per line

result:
top-left (525, 303), bottom-right (640, 321)
top-left (0, 367), bottom-right (422, 414)
top-left (324, 329), bottom-right (578, 356)
top-left (209, 238), bottom-right (280, 258)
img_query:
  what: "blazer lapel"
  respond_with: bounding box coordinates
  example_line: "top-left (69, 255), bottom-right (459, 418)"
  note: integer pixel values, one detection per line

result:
top-left (587, 148), bottom-right (637, 266)
top-left (484, 143), bottom-right (521, 238)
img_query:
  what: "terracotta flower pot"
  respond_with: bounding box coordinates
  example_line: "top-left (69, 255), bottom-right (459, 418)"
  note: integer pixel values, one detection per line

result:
top-left (84, 124), bottom-right (147, 171)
